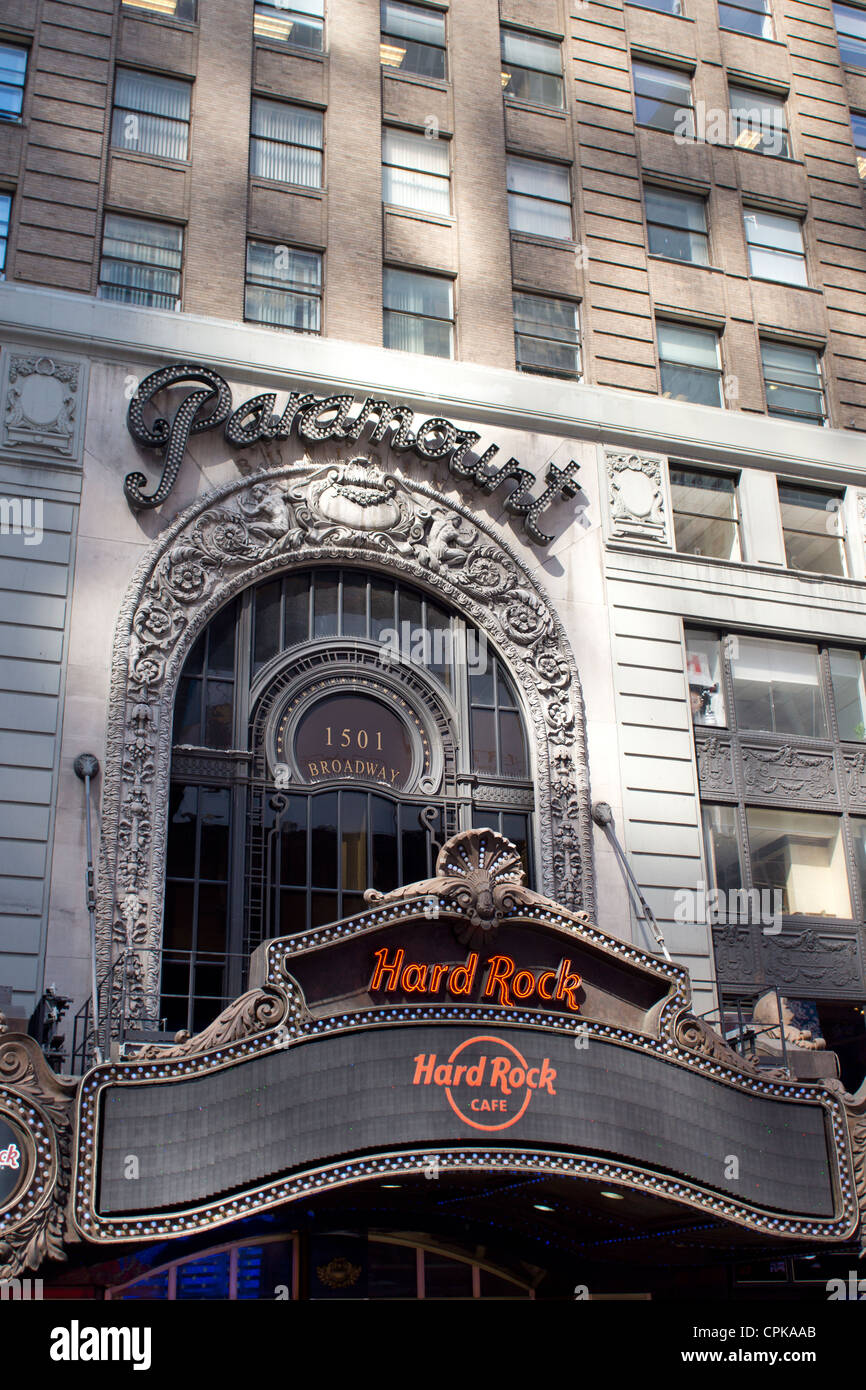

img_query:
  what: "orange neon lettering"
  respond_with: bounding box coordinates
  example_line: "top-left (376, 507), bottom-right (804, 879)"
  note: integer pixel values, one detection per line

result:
top-left (428, 963), bottom-right (448, 991)
top-left (370, 947), bottom-right (405, 991)
top-left (483, 955), bottom-right (516, 1004)
top-left (537, 970), bottom-right (555, 1000)
top-left (402, 962), bottom-right (429, 992)
top-left (511, 969), bottom-right (535, 1000)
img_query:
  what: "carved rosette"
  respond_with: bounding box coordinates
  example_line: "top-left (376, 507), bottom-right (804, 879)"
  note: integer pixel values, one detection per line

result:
top-left (0, 1034), bottom-right (77, 1280)
top-left (99, 463), bottom-right (594, 1030)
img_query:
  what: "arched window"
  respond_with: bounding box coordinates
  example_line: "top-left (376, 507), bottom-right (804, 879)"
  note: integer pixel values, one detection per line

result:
top-left (163, 566), bottom-right (535, 1031)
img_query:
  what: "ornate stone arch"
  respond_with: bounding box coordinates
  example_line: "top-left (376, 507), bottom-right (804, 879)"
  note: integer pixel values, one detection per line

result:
top-left (98, 459), bottom-right (595, 1026)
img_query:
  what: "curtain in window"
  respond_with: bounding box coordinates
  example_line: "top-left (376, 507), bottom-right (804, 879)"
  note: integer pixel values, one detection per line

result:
top-left (112, 70), bottom-right (190, 160)
top-left (383, 267), bottom-right (453, 356)
top-left (250, 100), bottom-right (323, 186)
top-left (506, 157), bottom-right (571, 238)
top-left (100, 215), bottom-right (182, 308)
top-left (382, 130), bottom-right (449, 213)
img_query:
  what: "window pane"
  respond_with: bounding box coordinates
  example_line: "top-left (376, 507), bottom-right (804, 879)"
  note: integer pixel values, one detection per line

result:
top-left (424, 1251), bottom-right (474, 1299)
top-left (0, 44), bottom-right (27, 121)
top-left (313, 569), bottom-right (339, 636)
top-left (501, 30), bottom-right (563, 107)
top-left (646, 188), bottom-right (708, 263)
top-left (634, 61), bottom-right (693, 133)
top-left (671, 467), bottom-right (740, 559)
top-left (250, 99), bottom-right (323, 186)
top-left (310, 792), bottom-right (338, 885)
top-left (761, 342), bottom-right (824, 423)
top-left (514, 293), bottom-right (580, 378)
top-left (685, 630), bottom-right (726, 726)
top-left (198, 787), bottom-right (231, 879)
top-left (778, 482), bottom-right (846, 576)
top-left (730, 635), bottom-right (827, 737)
top-left (383, 266), bottom-right (451, 317)
top-left (471, 707), bottom-right (498, 773)
top-left (0, 191), bottom-right (10, 276)
top-left (629, 0), bottom-right (683, 11)
top-left (381, 1), bottom-right (446, 78)
top-left (851, 820), bottom-right (866, 903)
top-left (703, 805), bottom-right (743, 895)
top-left (729, 86), bottom-right (788, 157)
top-left (744, 211), bottom-right (806, 284)
top-left (507, 155), bottom-right (570, 202)
top-left (830, 648), bottom-right (866, 741)
top-left (746, 808), bottom-right (851, 918)
top-left (342, 791), bottom-right (368, 891)
top-left (720, 0), bottom-right (773, 37)
top-left (835, 3), bottom-right (866, 67)
top-left (382, 129), bottom-right (450, 214)
top-left (99, 213), bottom-right (183, 310)
top-left (254, 1), bottom-right (324, 51)
top-left (658, 322), bottom-right (721, 405)
top-left (853, 111), bottom-right (866, 176)
top-left (112, 69), bottom-right (190, 160)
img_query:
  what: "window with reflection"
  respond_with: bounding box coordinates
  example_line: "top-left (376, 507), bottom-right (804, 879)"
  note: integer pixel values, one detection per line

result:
top-left (164, 568), bottom-right (534, 1031)
top-left (746, 808), bottom-right (851, 918)
top-left (670, 465), bottom-right (740, 560)
top-left (778, 481), bottom-right (847, 577)
top-left (730, 636), bottom-right (826, 738)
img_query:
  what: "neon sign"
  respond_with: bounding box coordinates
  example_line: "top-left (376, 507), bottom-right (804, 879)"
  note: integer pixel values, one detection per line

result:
top-left (412, 1035), bottom-right (557, 1131)
top-left (369, 948), bottom-right (582, 1012)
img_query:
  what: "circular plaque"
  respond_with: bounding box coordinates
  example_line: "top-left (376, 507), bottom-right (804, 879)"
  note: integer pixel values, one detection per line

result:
top-left (290, 692), bottom-right (415, 790)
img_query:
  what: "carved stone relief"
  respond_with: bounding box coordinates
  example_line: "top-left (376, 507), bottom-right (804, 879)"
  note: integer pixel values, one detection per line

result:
top-left (741, 744), bottom-right (837, 804)
top-left (0, 352), bottom-right (86, 463)
top-left (604, 448), bottom-right (671, 547)
top-left (695, 735), bottom-right (735, 795)
top-left (99, 460), bottom-right (595, 1029)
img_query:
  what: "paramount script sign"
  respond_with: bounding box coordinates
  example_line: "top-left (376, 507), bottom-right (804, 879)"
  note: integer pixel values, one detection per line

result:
top-left (125, 363), bottom-right (581, 545)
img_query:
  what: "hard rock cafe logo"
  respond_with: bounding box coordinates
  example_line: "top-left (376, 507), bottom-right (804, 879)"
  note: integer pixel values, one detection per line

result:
top-left (0, 1143), bottom-right (20, 1170)
top-left (413, 1036), bottom-right (557, 1132)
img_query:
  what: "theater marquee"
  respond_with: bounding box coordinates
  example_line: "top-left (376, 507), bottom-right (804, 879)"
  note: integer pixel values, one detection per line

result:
top-left (0, 830), bottom-right (864, 1279)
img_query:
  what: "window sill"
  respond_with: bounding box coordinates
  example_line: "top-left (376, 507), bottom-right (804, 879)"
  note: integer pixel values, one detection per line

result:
top-left (254, 41), bottom-right (326, 64)
top-left (119, 7), bottom-right (197, 32)
top-left (510, 230), bottom-right (576, 251)
top-left (504, 97), bottom-right (568, 120)
top-left (626, 3), bottom-right (694, 20)
top-left (719, 27), bottom-right (787, 46)
top-left (747, 275), bottom-right (816, 293)
top-left (249, 178), bottom-right (325, 198)
top-left (649, 253), bottom-right (723, 273)
top-left (383, 203), bottom-right (455, 228)
top-left (380, 68), bottom-right (449, 95)
top-left (109, 146), bottom-right (191, 170)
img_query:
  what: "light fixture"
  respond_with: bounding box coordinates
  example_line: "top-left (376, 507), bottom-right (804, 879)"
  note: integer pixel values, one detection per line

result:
top-left (600, 1190), bottom-right (624, 1200)
top-left (533, 1202), bottom-right (555, 1212)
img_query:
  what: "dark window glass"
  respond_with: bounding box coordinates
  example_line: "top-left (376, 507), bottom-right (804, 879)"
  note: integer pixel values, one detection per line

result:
top-left (380, 1), bottom-right (446, 79)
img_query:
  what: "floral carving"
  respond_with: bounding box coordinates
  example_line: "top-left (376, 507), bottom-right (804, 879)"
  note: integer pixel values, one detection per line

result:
top-left (742, 745), bottom-right (836, 801)
top-left (98, 461), bottom-right (594, 1033)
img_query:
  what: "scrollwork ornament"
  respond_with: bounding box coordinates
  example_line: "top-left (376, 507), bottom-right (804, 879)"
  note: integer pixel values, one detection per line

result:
top-left (98, 463), bottom-right (594, 1033)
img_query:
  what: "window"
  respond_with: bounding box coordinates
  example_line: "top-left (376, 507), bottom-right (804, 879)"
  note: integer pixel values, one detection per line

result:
top-left (645, 187), bottom-right (708, 264)
top-left (506, 156), bottom-right (572, 239)
top-left (633, 61), bottom-right (693, 136)
top-left (500, 29), bottom-right (563, 108)
top-left (0, 192), bottom-right (10, 278)
top-left (380, 1), bottom-right (446, 80)
top-left (0, 43), bottom-right (27, 121)
top-left (729, 86), bottom-right (789, 157)
top-left (250, 99), bottom-right (323, 187)
top-left (729, 635), bottom-right (828, 737)
top-left (628, 0), bottom-right (684, 14)
top-left (746, 808), bottom-right (851, 918)
top-left (778, 481), bottom-right (847, 577)
top-left (688, 628), bottom-right (866, 998)
top-left (744, 210), bottom-right (806, 286)
top-left (657, 321), bottom-right (722, 406)
top-left (111, 69), bottom-right (191, 162)
top-left (382, 127), bottom-right (450, 215)
top-left (383, 267), bottom-right (453, 357)
top-left (513, 293), bottom-right (580, 379)
top-left (720, 0), bottom-right (773, 38)
top-left (165, 571), bottom-right (535, 1027)
top-left (670, 466), bottom-right (741, 560)
top-left (254, 0), bottom-right (324, 51)
top-left (761, 342), bottom-right (826, 425)
top-left (835, 3), bottom-right (866, 67)
top-left (244, 241), bottom-right (322, 332)
top-left (97, 214), bottom-right (183, 311)
top-left (852, 112), bottom-right (866, 177)
top-left (122, 0), bottom-right (197, 17)
top-left (830, 648), bottom-right (866, 741)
